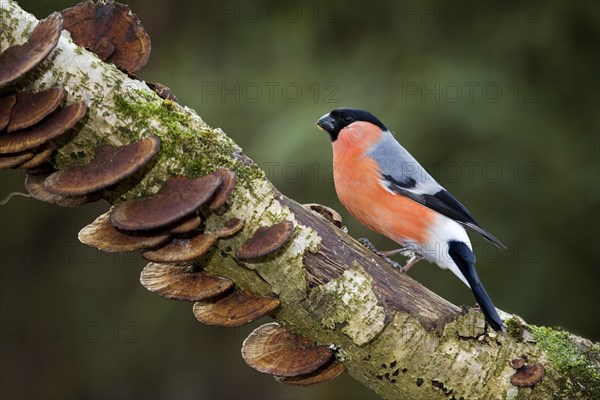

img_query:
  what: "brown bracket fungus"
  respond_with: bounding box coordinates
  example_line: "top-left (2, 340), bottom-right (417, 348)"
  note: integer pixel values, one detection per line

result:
top-left (61, 0), bottom-right (151, 74)
top-left (274, 358), bottom-right (345, 387)
top-left (0, 101), bottom-right (87, 154)
top-left (208, 167), bottom-right (237, 211)
top-left (44, 135), bottom-right (160, 196)
top-left (236, 221), bottom-right (294, 261)
top-left (303, 203), bottom-right (343, 228)
top-left (7, 87), bottom-right (66, 132)
top-left (193, 289), bottom-right (280, 328)
top-left (147, 82), bottom-right (177, 102)
top-left (510, 357), bottom-right (527, 370)
top-left (510, 363), bottom-right (545, 387)
top-left (0, 151), bottom-right (34, 170)
top-left (25, 171), bottom-right (100, 207)
top-left (0, 12), bottom-right (63, 89)
top-left (241, 322), bottom-right (333, 377)
top-left (170, 214), bottom-right (202, 235)
top-left (0, 95), bottom-right (17, 130)
top-left (215, 218), bottom-right (245, 238)
top-left (17, 142), bottom-right (57, 170)
top-left (79, 210), bottom-right (170, 252)
top-left (111, 174), bottom-right (222, 231)
top-left (141, 233), bottom-right (218, 263)
top-left (140, 263), bottom-right (234, 302)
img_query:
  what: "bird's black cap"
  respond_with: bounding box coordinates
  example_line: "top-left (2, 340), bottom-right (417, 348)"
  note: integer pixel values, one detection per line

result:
top-left (316, 108), bottom-right (387, 141)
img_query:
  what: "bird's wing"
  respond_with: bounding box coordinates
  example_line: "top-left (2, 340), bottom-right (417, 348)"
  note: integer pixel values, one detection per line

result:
top-left (369, 131), bottom-right (506, 249)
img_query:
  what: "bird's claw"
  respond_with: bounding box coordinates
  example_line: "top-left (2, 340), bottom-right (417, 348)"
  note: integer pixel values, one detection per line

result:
top-left (382, 255), bottom-right (404, 270)
top-left (399, 254), bottom-right (423, 273)
top-left (358, 237), bottom-right (379, 252)
top-left (358, 238), bottom-right (413, 270)
top-left (380, 248), bottom-right (417, 270)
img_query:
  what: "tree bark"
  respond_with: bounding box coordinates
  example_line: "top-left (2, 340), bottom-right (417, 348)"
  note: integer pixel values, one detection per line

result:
top-left (2, 2), bottom-right (599, 399)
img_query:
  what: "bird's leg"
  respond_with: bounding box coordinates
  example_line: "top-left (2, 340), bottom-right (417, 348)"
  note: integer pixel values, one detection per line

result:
top-left (358, 237), bottom-right (379, 252)
top-left (359, 238), bottom-right (410, 255)
top-left (382, 249), bottom-right (423, 272)
top-left (381, 256), bottom-right (403, 270)
top-left (358, 238), bottom-right (418, 271)
top-left (358, 238), bottom-right (402, 269)
top-left (379, 248), bottom-right (411, 257)
top-left (400, 254), bottom-right (423, 273)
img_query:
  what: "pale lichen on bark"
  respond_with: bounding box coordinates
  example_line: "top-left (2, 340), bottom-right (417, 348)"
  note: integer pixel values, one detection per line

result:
top-left (307, 262), bottom-right (385, 345)
top-left (341, 310), bottom-right (553, 399)
top-left (2, 2), bottom-right (599, 399)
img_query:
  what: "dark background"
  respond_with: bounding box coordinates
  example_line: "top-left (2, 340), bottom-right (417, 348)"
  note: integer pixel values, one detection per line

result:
top-left (1, 1), bottom-right (598, 399)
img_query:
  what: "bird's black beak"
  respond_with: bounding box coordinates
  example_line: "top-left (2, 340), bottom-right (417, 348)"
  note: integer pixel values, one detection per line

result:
top-left (316, 114), bottom-right (336, 134)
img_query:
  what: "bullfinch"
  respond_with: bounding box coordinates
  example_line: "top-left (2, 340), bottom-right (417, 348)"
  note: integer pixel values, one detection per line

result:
top-left (316, 108), bottom-right (504, 331)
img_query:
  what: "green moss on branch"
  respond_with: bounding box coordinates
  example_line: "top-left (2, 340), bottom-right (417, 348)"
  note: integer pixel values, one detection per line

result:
top-left (530, 325), bottom-right (600, 397)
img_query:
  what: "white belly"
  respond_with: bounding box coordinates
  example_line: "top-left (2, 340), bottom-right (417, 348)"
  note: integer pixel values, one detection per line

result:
top-left (413, 213), bottom-right (472, 287)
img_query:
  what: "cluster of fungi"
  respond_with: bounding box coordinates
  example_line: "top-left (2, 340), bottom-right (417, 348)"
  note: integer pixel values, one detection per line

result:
top-left (509, 356), bottom-right (545, 388)
top-left (0, 0), bottom-right (345, 387)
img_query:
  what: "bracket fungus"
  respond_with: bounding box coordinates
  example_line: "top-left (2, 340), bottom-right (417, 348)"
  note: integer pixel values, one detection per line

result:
top-left (61, 0), bottom-right (151, 74)
top-left (510, 363), bottom-right (545, 387)
top-left (17, 142), bottom-right (57, 170)
top-left (208, 167), bottom-right (237, 211)
top-left (79, 210), bottom-right (170, 252)
top-left (193, 289), bottom-right (280, 328)
top-left (25, 171), bottom-right (100, 207)
top-left (303, 203), bottom-right (343, 228)
top-left (147, 82), bottom-right (177, 102)
top-left (0, 151), bottom-right (34, 170)
top-left (7, 87), bottom-right (66, 132)
top-left (44, 135), bottom-right (160, 196)
top-left (241, 322), bottom-right (333, 377)
top-left (140, 263), bottom-right (234, 302)
top-left (236, 221), bottom-right (294, 261)
top-left (170, 214), bottom-right (202, 235)
top-left (0, 95), bottom-right (17, 130)
top-left (274, 358), bottom-right (345, 387)
top-left (215, 218), bottom-right (245, 238)
top-left (111, 174), bottom-right (222, 231)
top-left (0, 12), bottom-right (63, 89)
top-left (141, 233), bottom-right (218, 263)
top-left (0, 101), bottom-right (87, 154)
top-left (510, 357), bottom-right (527, 370)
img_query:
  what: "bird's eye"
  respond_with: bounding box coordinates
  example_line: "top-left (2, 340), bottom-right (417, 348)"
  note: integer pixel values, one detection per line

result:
top-left (343, 116), bottom-right (353, 123)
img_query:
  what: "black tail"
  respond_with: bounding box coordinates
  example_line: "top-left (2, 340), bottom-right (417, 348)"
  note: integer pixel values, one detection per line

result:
top-left (448, 241), bottom-right (503, 331)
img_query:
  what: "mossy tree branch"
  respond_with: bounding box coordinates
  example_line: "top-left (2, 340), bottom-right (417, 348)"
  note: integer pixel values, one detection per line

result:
top-left (2, 2), bottom-right (599, 399)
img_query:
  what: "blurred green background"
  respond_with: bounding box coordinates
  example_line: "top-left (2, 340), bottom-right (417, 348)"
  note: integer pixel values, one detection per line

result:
top-left (1, 1), bottom-right (598, 399)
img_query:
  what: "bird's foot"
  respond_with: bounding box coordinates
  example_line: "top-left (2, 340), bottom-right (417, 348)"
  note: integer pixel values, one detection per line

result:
top-left (358, 238), bottom-right (418, 271)
top-left (379, 248), bottom-right (412, 257)
top-left (382, 249), bottom-right (424, 272)
top-left (399, 254), bottom-right (423, 273)
top-left (382, 255), bottom-right (404, 270)
top-left (382, 250), bottom-right (422, 272)
top-left (358, 237), bottom-right (379, 252)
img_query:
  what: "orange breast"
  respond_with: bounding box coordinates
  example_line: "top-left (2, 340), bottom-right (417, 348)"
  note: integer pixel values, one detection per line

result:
top-left (332, 131), bottom-right (434, 245)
